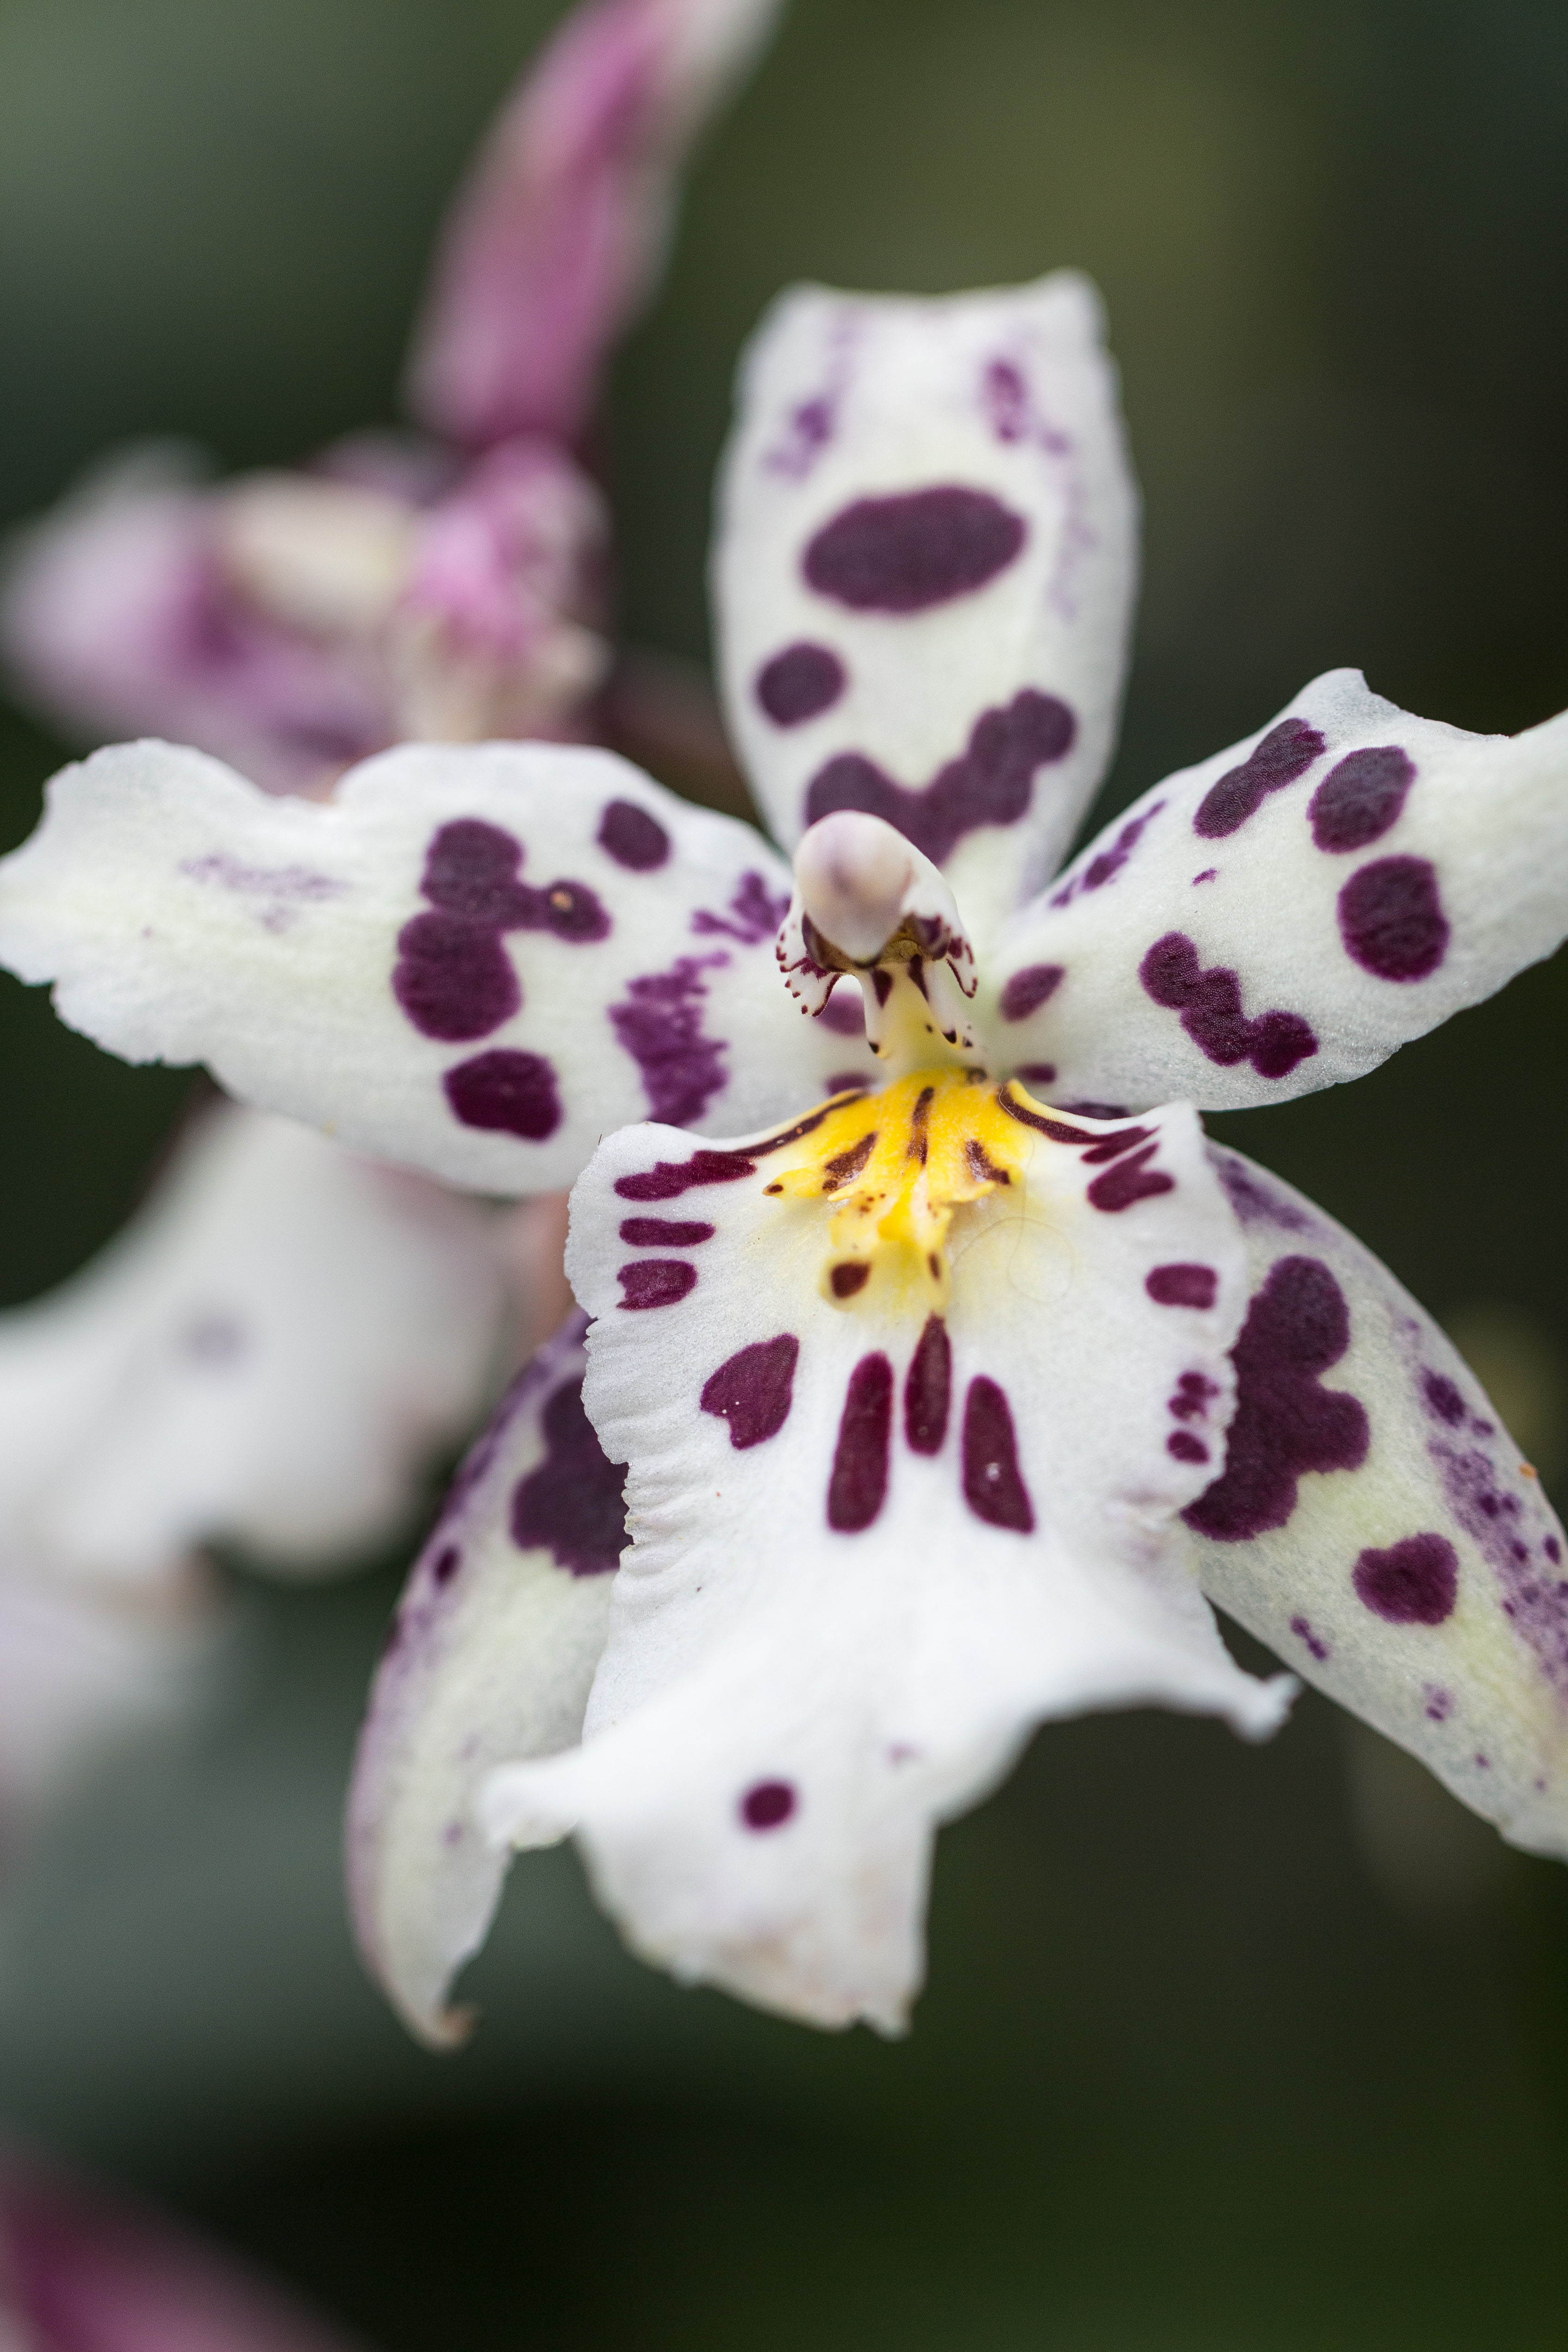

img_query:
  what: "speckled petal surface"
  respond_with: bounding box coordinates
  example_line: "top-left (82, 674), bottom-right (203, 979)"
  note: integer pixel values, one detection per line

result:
top-left (479, 1086), bottom-right (1288, 2032)
top-left (988, 667), bottom-right (1568, 1112)
top-left (0, 740), bottom-right (869, 1193)
top-left (0, 1100), bottom-right (507, 1581)
top-left (713, 274), bottom-right (1138, 942)
top-left (348, 1314), bottom-right (622, 2047)
top-left (406, 0), bottom-right (783, 448)
top-left (1183, 1148), bottom-right (1568, 1858)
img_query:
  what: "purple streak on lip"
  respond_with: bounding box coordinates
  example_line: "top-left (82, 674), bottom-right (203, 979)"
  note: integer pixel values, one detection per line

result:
top-left (1193, 717), bottom-right (1325, 838)
top-left (444, 1047), bottom-right (561, 1139)
top-left (962, 1376), bottom-right (1033, 1531)
top-left (805, 689), bottom-right (1075, 866)
top-left (510, 1375), bottom-right (627, 1577)
top-left (803, 485), bottom-right (1027, 613)
top-left (904, 1316), bottom-right (952, 1455)
top-left (828, 1354), bottom-right (894, 1531)
top-left (701, 1334), bottom-right (799, 1449)
top-left (1147, 1263), bottom-right (1218, 1309)
top-left (616, 1259), bottom-right (697, 1310)
top-left (618, 1217), bottom-right (714, 1246)
top-left (1338, 856), bottom-right (1449, 980)
top-left (1309, 746), bottom-right (1415, 852)
top-left (1088, 1144), bottom-right (1174, 1213)
top-left (1140, 933), bottom-right (1318, 1081)
top-left (1183, 1255), bottom-right (1369, 1541)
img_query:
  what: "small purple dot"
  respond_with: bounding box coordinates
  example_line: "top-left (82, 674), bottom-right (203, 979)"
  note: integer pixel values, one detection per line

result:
top-left (740, 1780), bottom-right (796, 1831)
top-left (431, 1544), bottom-right (461, 1587)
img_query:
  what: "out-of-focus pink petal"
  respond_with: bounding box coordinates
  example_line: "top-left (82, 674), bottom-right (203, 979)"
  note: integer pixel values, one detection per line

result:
top-left (0, 448), bottom-right (389, 796)
top-left (406, 0), bottom-right (784, 448)
top-left (0, 2160), bottom-right (367, 2352)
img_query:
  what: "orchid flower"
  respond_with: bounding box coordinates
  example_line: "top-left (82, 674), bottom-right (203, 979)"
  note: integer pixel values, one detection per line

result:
top-left (0, 2157), bottom-right (367, 2351)
top-left (0, 0), bottom-right (776, 1823)
top-left (3, 273), bottom-right (1568, 2037)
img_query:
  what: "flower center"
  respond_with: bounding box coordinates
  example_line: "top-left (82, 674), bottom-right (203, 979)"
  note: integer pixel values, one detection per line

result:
top-left (761, 1068), bottom-right (1032, 1307)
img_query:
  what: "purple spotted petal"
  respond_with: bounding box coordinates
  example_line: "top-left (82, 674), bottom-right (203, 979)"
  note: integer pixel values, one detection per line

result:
top-left (348, 1313), bottom-right (625, 2046)
top-left (714, 275), bottom-right (1137, 933)
top-left (470, 1094), bottom-right (1285, 2033)
top-left (1183, 1148), bottom-right (1568, 1861)
top-left (990, 666), bottom-right (1568, 1112)
top-left (405, 0), bottom-right (783, 448)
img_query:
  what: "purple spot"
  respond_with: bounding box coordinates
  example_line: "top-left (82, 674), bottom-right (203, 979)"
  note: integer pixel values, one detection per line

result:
top-left (1194, 718), bottom-right (1325, 838)
top-left (1015, 1063), bottom-right (1057, 1086)
top-left (1192, 868), bottom-right (1218, 884)
top-left (1088, 1144), bottom-right (1175, 1214)
top-left (831, 1263), bottom-right (870, 1298)
top-left (619, 1217), bottom-right (714, 1246)
top-left (819, 986), bottom-right (865, 1036)
top-left (598, 799), bottom-right (670, 871)
top-left (444, 1049), bottom-right (561, 1140)
top-left (394, 912), bottom-right (520, 1041)
top-left (1061, 1100), bottom-right (1129, 1120)
top-left (1353, 1533), bottom-right (1459, 1626)
top-left (1338, 857), bottom-right (1449, 981)
top-left (1051, 805), bottom-right (1165, 907)
top-left (1431, 1439), bottom-right (1568, 1697)
top-left (421, 819), bottom-right (529, 920)
top-left (691, 871), bottom-right (791, 946)
top-left (615, 1149), bottom-right (757, 1201)
top-left (1077, 1122), bottom-right (1158, 1165)
top-left (701, 1334), bottom-right (799, 1449)
top-left (1140, 933), bottom-right (1319, 1080)
top-left (1549, 1536), bottom-right (1563, 1565)
top-left (756, 642), bottom-right (846, 726)
top-left (806, 690), bottom-right (1075, 866)
top-left (1169, 1370), bottom-right (1220, 1421)
top-left (827, 1070), bottom-right (870, 1095)
top-left (510, 1376), bottom-right (627, 1575)
top-left (1421, 1370), bottom-right (1467, 1428)
top-left (1309, 747), bottom-right (1415, 852)
top-left (905, 1316), bottom-right (952, 1456)
top-left (1424, 1684), bottom-right (1453, 1722)
top-left (1148, 1264), bottom-right (1218, 1310)
top-left (1184, 1256), bottom-right (1369, 1541)
top-left (1001, 964), bottom-right (1064, 1021)
top-left (1168, 1431), bottom-right (1210, 1464)
top-left (430, 1544), bottom-right (461, 1587)
top-left (617, 1259), bottom-right (697, 1311)
top-left (962, 1377), bottom-right (1033, 1531)
top-left (1290, 1614), bottom-right (1331, 1663)
top-left (1212, 1151), bottom-right (1314, 1233)
top-left (768, 396), bottom-right (835, 477)
top-left (610, 954), bottom-right (728, 1125)
top-left (804, 485), bottom-right (1027, 613)
top-left (740, 1780), bottom-right (797, 1831)
top-left (828, 1355), bottom-right (894, 1532)
top-left (983, 358), bottom-right (1030, 441)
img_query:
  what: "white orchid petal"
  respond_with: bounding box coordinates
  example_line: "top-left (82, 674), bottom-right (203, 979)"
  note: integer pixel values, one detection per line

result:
top-left (348, 1313), bottom-right (621, 2046)
top-left (989, 667), bottom-right (1568, 1112)
top-left (1183, 1148), bottom-right (1568, 1858)
top-left (0, 740), bottom-right (869, 1194)
top-left (714, 274), bottom-right (1138, 940)
top-left (479, 1086), bottom-right (1287, 2030)
top-left (0, 1101), bottom-right (506, 1581)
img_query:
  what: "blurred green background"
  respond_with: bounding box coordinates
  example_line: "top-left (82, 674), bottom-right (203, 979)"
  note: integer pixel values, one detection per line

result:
top-left (4, 0), bottom-right (1568, 2342)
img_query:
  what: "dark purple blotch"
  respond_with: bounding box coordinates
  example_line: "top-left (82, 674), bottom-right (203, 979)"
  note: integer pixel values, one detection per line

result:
top-left (905, 1317), bottom-right (952, 1456)
top-left (701, 1335), bottom-right (799, 1449)
top-left (755, 642), bottom-right (846, 727)
top-left (740, 1780), bottom-right (797, 1831)
top-left (617, 1259), bottom-right (697, 1311)
top-left (1147, 1263), bottom-right (1218, 1310)
top-left (805, 689), bottom-right (1075, 867)
top-left (610, 954), bottom-right (728, 1125)
top-left (1000, 963), bottom-right (1064, 1022)
top-left (393, 914), bottom-right (520, 1043)
top-left (1308, 746), bottom-right (1415, 853)
top-left (510, 1376), bottom-right (628, 1575)
top-left (1193, 718), bottom-right (1326, 839)
top-left (1140, 933), bottom-right (1319, 1081)
top-left (691, 872), bottom-right (791, 946)
top-left (804, 485), bottom-right (1027, 613)
top-left (828, 1354), bottom-right (894, 1532)
top-left (1338, 856), bottom-right (1449, 982)
top-left (962, 1376), bottom-right (1033, 1531)
top-left (1183, 1255), bottom-right (1369, 1542)
top-left (444, 1049), bottom-right (561, 1140)
top-left (1088, 1144), bottom-right (1175, 1214)
top-left (1421, 1370), bottom-right (1467, 1429)
top-left (819, 986), bottom-right (866, 1036)
top-left (598, 799), bottom-right (670, 871)
top-left (394, 818), bottom-right (608, 1043)
top-left (1353, 1533), bottom-right (1458, 1626)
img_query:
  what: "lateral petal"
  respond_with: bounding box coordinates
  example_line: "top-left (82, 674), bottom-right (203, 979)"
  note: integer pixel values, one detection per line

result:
top-left (480, 1088), bottom-right (1287, 2031)
top-left (989, 667), bottom-right (1568, 1111)
top-left (1183, 1148), bottom-right (1568, 1859)
top-left (713, 274), bottom-right (1138, 940)
top-left (0, 1101), bottom-right (506, 1580)
top-left (348, 1313), bottom-right (622, 2046)
top-left (0, 740), bottom-right (867, 1193)
top-left (406, 0), bottom-right (783, 448)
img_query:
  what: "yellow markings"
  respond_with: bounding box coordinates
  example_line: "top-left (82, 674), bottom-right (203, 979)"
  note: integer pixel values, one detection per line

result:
top-left (763, 1068), bottom-right (1035, 1307)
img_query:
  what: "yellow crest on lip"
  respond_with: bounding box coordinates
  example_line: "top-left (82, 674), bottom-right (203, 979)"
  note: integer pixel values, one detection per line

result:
top-left (761, 1068), bottom-right (1034, 1307)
